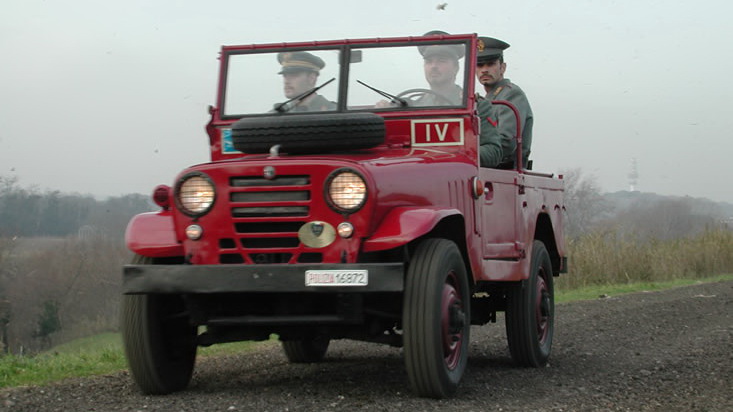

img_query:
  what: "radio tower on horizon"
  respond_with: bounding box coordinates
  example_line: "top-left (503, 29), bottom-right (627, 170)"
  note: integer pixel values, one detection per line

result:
top-left (628, 157), bottom-right (639, 192)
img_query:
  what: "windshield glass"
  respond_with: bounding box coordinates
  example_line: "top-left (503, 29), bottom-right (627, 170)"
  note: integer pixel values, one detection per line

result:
top-left (221, 40), bottom-right (469, 117)
top-left (224, 49), bottom-right (341, 116)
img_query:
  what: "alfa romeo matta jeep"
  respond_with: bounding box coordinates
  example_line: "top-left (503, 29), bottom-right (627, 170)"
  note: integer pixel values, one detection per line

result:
top-left (121, 33), bottom-right (567, 399)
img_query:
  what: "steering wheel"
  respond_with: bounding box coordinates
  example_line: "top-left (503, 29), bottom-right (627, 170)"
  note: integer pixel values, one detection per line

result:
top-left (395, 88), bottom-right (454, 106)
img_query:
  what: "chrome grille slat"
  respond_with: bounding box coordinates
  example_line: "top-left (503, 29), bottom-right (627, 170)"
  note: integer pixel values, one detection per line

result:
top-left (232, 206), bottom-right (309, 218)
top-left (231, 191), bottom-right (309, 202)
top-left (230, 176), bottom-right (310, 187)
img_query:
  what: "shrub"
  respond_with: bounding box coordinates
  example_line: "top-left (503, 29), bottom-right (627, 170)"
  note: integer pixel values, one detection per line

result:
top-left (557, 226), bottom-right (733, 290)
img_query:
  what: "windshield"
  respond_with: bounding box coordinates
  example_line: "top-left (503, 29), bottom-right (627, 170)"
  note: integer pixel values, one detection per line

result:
top-left (221, 40), bottom-right (470, 117)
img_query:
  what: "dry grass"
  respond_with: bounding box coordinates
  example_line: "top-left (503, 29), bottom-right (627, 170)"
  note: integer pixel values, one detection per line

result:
top-left (557, 227), bottom-right (733, 290)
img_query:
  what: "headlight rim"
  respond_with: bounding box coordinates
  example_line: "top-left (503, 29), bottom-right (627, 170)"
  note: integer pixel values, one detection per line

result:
top-left (174, 171), bottom-right (217, 218)
top-left (324, 168), bottom-right (368, 214)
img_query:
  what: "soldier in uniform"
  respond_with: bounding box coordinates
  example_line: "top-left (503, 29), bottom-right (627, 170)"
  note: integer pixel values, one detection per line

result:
top-left (476, 36), bottom-right (533, 169)
top-left (277, 51), bottom-right (336, 112)
top-left (415, 30), bottom-right (464, 106)
top-left (420, 31), bottom-right (501, 166)
top-left (478, 97), bottom-right (503, 168)
top-left (415, 31), bottom-right (502, 166)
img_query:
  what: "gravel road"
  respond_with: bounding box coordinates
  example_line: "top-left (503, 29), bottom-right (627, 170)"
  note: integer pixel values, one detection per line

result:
top-left (2, 280), bottom-right (731, 411)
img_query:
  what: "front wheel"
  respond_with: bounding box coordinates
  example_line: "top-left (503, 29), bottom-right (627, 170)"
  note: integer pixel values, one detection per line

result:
top-left (505, 240), bottom-right (555, 367)
top-left (403, 239), bottom-right (470, 398)
top-left (121, 255), bottom-right (197, 394)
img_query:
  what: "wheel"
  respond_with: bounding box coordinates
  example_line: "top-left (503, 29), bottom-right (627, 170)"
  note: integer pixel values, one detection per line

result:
top-left (121, 255), bottom-right (197, 394)
top-left (403, 238), bottom-right (470, 398)
top-left (505, 240), bottom-right (555, 367)
top-left (231, 112), bottom-right (385, 154)
top-left (281, 335), bottom-right (330, 363)
top-left (395, 88), bottom-right (454, 106)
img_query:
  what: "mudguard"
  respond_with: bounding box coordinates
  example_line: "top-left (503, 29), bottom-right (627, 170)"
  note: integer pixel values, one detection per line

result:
top-left (362, 206), bottom-right (461, 253)
top-left (125, 211), bottom-right (183, 257)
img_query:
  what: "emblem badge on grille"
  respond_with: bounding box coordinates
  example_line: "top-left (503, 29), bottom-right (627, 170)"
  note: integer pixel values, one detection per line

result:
top-left (311, 222), bottom-right (324, 237)
top-left (298, 221), bottom-right (335, 248)
top-left (263, 166), bottom-right (276, 180)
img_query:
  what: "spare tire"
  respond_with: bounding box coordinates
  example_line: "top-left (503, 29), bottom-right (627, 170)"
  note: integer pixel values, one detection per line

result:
top-left (231, 112), bottom-right (385, 154)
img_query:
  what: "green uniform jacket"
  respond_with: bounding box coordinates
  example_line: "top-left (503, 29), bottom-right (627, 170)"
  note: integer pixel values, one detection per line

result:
top-left (414, 84), bottom-right (463, 106)
top-left (484, 78), bottom-right (533, 168)
top-left (477, 99), bottom-right (503, 168)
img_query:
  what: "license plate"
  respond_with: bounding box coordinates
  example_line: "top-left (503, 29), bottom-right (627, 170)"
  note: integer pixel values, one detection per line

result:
top-left (305, 270), bottom-right (368, 286)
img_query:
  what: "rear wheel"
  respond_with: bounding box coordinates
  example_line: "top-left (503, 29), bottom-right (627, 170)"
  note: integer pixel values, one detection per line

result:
top-left (121, 255), bottom-right (197, 394)
top-left (505, 240), bottom-right (554, 367)
top-left (281, 335), bottom-right (330, 363)
top-left (403, 239), bottom-right (470, 398)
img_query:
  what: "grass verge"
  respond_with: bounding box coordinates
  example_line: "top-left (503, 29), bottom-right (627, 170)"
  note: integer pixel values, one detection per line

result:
top-left (1, 274), bottom-right (731, 389)
top-left (555, 273), bottom-right (733, 303)
top-left (0, 334), bottom-right (266, 389)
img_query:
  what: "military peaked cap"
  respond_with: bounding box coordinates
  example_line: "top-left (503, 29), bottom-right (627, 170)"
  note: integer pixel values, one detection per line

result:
top-left (277, 51), bottom-right (325, 74)
top-left (476, 36), bottom-right (510, 63)
top-left (418, 30), bottom-right (465, 60)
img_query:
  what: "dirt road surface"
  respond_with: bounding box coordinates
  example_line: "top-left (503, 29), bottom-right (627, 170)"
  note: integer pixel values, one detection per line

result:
top-left (2, 280), bottom-right (731, 411)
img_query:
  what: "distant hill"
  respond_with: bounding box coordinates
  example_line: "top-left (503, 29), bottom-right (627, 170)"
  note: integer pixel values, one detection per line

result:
top-left (603, 191), bottom-right (733, 219)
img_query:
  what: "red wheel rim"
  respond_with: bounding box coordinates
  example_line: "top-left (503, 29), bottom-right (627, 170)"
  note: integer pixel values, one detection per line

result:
top-left (535, 270), bottom-right (551, 344)
top-left (441, 271), bottom-right (465, 370)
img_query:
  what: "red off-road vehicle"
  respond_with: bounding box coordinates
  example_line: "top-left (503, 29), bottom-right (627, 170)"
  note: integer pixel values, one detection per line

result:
top-left (121, 33), bottom-right (566, 398)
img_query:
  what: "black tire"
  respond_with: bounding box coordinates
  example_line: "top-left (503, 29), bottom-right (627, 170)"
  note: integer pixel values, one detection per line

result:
top-left (121, 255), bottom-right (197, 395)
top-left (281, 336), bottom-right (330, 363)
top-left (505, 240), bottom-right (555, 367)
top-left (403, 238), bottom-right (470, 398)
top-left (231, 112), bottom-right (385, 154)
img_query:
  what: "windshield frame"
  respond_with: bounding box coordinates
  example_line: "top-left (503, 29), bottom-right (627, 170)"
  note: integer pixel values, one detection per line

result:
top-left (216, 34), bottom-right (478, 120)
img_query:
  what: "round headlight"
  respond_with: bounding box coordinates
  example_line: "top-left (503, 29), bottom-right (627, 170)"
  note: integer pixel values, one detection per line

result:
top-left (176, 173), bottom-right (216, 216)
top-left (327, 169), bottom-right (367, 212)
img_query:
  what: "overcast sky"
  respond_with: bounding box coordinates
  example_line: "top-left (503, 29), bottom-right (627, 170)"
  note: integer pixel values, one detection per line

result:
top-left (2, 0), bottom-right (732, 204)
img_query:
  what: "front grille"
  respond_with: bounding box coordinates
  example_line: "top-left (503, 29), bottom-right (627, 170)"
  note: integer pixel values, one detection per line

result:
top-left (221, 174), bottom-right (318, 264)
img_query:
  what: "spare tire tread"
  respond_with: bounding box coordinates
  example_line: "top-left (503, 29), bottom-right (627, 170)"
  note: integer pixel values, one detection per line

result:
top-left (231, 112), bottom-right (386, 154)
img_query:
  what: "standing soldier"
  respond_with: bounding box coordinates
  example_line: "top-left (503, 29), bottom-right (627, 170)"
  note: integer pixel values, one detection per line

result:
top-left (476, 37), bottom-right (533, 169)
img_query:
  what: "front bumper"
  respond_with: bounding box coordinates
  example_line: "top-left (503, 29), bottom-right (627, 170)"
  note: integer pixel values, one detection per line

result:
top-left (122, 263), bottom-right (405, 294)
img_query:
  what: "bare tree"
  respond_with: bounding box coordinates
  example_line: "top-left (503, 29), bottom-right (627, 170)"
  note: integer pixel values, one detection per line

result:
top-left (561, 168), bottom-right (610, 238)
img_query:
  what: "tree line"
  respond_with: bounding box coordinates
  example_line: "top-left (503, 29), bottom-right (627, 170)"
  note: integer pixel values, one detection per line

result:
top-left (0, 176), bottom-right (153, 238)
top-left (0, 176), bottom-right (155, 354)
top-left (561, 168), bottom-right (731, 240)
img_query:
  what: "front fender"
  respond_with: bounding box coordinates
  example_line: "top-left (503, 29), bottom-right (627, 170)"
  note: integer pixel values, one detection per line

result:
top-left (125, 211), bottom-right (183, 257)
top-left (362, 207), bottom-right (461, 253)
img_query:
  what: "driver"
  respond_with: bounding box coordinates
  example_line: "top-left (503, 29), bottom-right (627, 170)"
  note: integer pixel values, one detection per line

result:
top-left (414, 30), bottom-right (464, 106)
top-left (277, 52), bottom-right (336, 112)
top-left (417, 31), bottom-right (502, 167)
